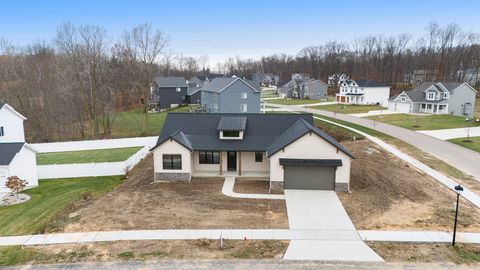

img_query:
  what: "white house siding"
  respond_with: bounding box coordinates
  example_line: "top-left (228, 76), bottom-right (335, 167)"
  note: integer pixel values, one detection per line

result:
top-left (1, 145), bottom-right (38, 192)
top-left (0, 106), bottom-right (25, 143)
top-left (269, 133), bottom-right (351, 189)
top-left (193, 151), bottom-right (220, 173)
top-left (153, 140), bottom-right (192, 181)
top-left (363, 87), bottom-right (391, 106)
top-left (0, 166), bottom-right (9, 192)
top-left (239, 152), bottom-right (269, 173)
top-left (448, 85), bottom-right (477, 117)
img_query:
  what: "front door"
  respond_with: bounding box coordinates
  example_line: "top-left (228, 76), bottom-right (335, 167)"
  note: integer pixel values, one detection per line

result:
top-left (227, 151), bottom-right (237, 171)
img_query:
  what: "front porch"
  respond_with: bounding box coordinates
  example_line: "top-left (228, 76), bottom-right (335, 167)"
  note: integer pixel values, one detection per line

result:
top-left (191, 150), bottom-right (270, 180)
top-left (419, 103), bottom-right (448, 114)
top-left (336, 93), bottom-right (365, 104)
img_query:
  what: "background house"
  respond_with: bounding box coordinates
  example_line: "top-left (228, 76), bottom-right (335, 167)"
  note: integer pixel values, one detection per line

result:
top-left (388, 82), bottom-right (477, 117)
top-left (278, 74), bottom-right (328, 100)
top-left (404, 69), bottom-right (440, 87)
top-left (151, 113), bottom-right (353, 192)
top-left (456, 68), bottom-right (480, 87)
top-left (336, 79), bottom-right (391, 106)
top-left (252, 73), bottom-right (280, 86)
top-left (149, 77), bottom-right (188, 111)
top-left (0, 102), bottom-right (38, 192)
top-left (200, 77), bottom-right (261, 113)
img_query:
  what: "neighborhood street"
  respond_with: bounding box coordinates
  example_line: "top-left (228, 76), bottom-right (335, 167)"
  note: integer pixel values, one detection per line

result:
top-left (266, 102), bottom-right (480, 182)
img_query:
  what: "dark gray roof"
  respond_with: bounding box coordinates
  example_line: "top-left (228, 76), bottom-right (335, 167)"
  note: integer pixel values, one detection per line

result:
top-left (354, 80), bottom-right (387, 87)
top-left (217, 116), bottom-right (247, 131)
top-left (152, 113), bottom-right (354, 159)
top-left (279, 158), bottom-right (343, 166)
top-left (0, 142), bottom-right (25, 165)
top-left (415, 82), bottom-right (464, 93)
top-left (154, 77), bottom-right (187, 88)
top-left (201, 77), bottom-right (261, 93)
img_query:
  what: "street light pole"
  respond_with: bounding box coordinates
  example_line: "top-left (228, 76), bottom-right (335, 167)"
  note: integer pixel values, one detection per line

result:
top-left (452, 184), bottom-right (464, 246)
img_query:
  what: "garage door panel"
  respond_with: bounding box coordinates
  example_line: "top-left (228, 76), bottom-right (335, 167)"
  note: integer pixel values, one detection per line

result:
top-left (284, 166), bottom-right (335, 190)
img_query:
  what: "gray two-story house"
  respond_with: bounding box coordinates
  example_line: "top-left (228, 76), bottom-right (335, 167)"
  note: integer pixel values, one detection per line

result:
top-left (149, 77), bottom-right (188, 111)
top-left (200, 77), bottom-right (261, 113)
top-left (278, 74), bottom-right (328, 100)
top-left (388, 82), bottom-right (477, 117)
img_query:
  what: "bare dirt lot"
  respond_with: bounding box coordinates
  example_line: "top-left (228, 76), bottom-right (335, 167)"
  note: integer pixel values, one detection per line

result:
top-left (2, 240), bottom-right (288, 265)
top-left (62, 155), bottom-right (288, 232)
top-left (233, 180), bottom-right (283, 195)
top-left (338, 140), bottom-right (480, 232)
top-left (368, 242), bottom-right (480, 264)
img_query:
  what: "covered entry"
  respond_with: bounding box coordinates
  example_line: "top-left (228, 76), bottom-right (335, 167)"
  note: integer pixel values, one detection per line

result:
top-left (280, 159), bottom-right (341, 190)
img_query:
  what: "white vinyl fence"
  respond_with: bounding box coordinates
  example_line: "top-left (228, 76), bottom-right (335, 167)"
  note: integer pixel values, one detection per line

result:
top-left (31, 136), bottom-right (158, 153)
top-left (37, 145), bottom-right (151, 179)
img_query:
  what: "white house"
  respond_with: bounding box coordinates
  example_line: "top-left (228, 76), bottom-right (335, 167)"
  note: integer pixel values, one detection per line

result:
top-left (150, 113), bottom-right (354, 192)
top-left (0, 102), bottom-right (38, 192)
top-left (336, 80), bottom-right (391, 107)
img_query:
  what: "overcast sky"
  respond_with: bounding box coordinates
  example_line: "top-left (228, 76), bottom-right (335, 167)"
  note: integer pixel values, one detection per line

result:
top-left (1, 0), bottom-right (480, 67)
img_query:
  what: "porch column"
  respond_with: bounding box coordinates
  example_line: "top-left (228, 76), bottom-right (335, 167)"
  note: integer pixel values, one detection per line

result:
top-left (238, 151), bottom-right (242, 176)
top-left (219, 152), bottom-right (223, 175)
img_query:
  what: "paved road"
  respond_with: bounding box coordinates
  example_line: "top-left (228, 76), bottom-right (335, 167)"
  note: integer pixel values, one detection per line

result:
top-left (266, 103), bottom-right (480, 181)
top-left (3, 260), bottom-right (477, 270)
top-left (283, 190), bottom-right (382, 261)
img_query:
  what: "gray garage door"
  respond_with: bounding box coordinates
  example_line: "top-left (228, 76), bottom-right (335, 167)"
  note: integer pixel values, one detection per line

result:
top-left (284, 166), bottom-right (335, 190)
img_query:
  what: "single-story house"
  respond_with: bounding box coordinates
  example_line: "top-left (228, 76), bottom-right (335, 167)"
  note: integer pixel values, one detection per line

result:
top-left (0, 102), bottom-right (38, 192)
top-left (150, 113), bottom-right (354, 192)
top-left (336, 79), bottom-right (391, 106)
top-left (388, 82), bottom-right (477, 117)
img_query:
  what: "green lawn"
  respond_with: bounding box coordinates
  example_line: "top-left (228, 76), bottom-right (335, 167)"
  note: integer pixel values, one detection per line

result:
top-left (36, 147), bottom-right (143, 165)
top-left (266, 98), bottom-right (325, 105)
top-left (96, 106), bottom-right (189, 138)
top-left (261, 90), bottom-right (278, 98)
top-left (0, 176), bottom-right (123, 236)
top-left (366, 114), bottom-right (479, 130)
top-left (310, 104), bottom-right (386, 114)
top-left (448, 137), bottom-right (480, 153)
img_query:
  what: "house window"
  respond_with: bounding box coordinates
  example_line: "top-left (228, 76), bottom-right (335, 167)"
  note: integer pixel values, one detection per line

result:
top-left (241, 104), bottom-right (248, 112)
top-left (162, 154), bottom-right (182, 170)
top-left (443, 93), bottom-right (448, 99)
top-left (255, 152), bottom-right (263, 162)
top-left (421, 104), bottom-right (426, 109)
top-left (0, 126), bottom-right (4, 136)
top-left (427, 92), bottom-right (435, 100)
top-left (213, 103), bottom-right (219, 113)
top-left (223, 131), bottom-right (240, 138)
top-left (176, 87), bottom-right (181, 92)
top-left (199, 151), bottom-right (220, 164)
top-left (241, 92), bottom-right (247, 99)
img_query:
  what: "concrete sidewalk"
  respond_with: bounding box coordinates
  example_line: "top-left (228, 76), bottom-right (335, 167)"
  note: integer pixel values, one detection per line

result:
top-left (2, 230), bottom-right (478, 247)
top-left (349, 110), bottom-right (402, 117)
top-left (222, 177), bottom-right (285, 200)
top-left (418, 126), bottom-right (480, 140)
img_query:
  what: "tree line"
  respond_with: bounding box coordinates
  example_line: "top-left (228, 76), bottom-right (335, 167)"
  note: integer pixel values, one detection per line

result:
top-left (1, 21), bottom-right (479, 142)
top-left (218, 22), bottom-right (480, 88)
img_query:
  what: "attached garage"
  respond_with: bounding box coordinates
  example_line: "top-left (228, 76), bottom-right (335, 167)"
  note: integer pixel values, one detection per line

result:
top-left (388, 101), bottom-right (411, 113)
top-left (280, 159), bottom-right (341, 190)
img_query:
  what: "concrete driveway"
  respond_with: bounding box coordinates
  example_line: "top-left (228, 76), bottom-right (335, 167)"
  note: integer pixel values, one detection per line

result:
top-left (283, 190), bottom-right (383, 262)
top-left (265, 102), bottom-right (480, 181)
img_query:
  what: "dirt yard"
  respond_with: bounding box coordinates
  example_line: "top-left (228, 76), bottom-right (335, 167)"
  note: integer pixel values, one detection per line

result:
top-left (368, 242), bottom-right (480, 264)
top-left (338, 140), bottom-right (480, 232)
top-left (62, 155), bottom-right (288, 232)
top-left (2, 240), bottom-right (288, 265)
top-left (233, 180), bottom-right (283, 195)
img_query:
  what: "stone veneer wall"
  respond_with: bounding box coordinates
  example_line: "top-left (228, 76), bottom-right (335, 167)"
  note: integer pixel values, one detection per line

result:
top-left (335, 182), bottom-right (349, 192)
top-left (155, 172), bottom-right (190, 182)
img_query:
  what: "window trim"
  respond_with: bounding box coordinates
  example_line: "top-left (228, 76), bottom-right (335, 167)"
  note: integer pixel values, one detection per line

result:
top-left (0, 126), bottom-right (4, 137)
top-left (241, 92), bottom-right (248, 99)
top-left (176, 87), bottom-right (181, 92)
top-left (162, 154), bottom-right (182, 170)
top-left (241, 104), bottom-right (248, 112)
top-left (222, 131), bottom-right (240, 138)
top-left (255, 152), bottom-right (263, 162)
top-left (199, 151), bottom-right (220, 164)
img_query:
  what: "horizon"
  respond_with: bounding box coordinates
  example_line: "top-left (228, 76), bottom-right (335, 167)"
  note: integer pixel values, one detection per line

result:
top-left (1, 0), bottom-right (480, 67)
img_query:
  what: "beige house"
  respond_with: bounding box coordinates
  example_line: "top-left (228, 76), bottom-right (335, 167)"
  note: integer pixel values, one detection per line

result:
top-left (151, 113), bottom-right (354, 192)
